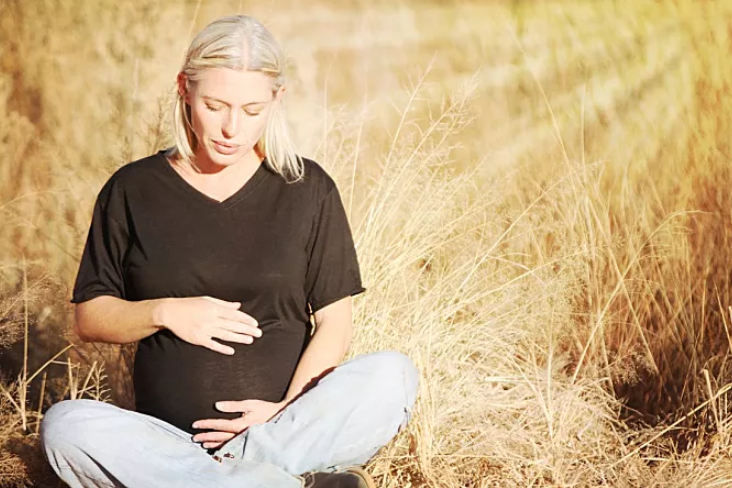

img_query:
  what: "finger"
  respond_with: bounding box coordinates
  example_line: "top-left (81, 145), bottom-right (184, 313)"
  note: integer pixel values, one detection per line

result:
top-left (192, 419), bottom-right (240, 432)
top-left (219, 321), bottom-right (262, 339)
top-left (216, 321), bottom-right (261, 340)
top-left (202, 296), bottom-right (241, 308)
top-left (219, 309), bottom-right (259, 328)
top-left (192, 431), bottom-right (235, 443)
top-left (235, 419), bottom-right (256, 432)
top-left (204, 339), bottom-right (235, 356)
top-left (203, 441), bottom-right (225, 449)
top-left (215, 400), bottom-right (253, 413)
top-left (213, 329), bottom-right (255, 345)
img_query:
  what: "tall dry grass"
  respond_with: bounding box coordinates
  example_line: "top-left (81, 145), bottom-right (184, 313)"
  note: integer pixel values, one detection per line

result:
top-left (2, 0), bottom-right (732, 486)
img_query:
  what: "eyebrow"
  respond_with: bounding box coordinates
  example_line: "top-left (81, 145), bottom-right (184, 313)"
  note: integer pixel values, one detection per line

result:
top-left (202, 96), bottom-right (269, 107)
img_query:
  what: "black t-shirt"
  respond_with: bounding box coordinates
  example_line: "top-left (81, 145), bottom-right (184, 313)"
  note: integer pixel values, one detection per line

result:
top-left (71, 150), bottom-right (365, 434)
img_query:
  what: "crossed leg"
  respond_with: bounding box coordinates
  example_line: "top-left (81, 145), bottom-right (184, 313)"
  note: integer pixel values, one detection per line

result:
top-left (41, 351), bottom-right (419, 488)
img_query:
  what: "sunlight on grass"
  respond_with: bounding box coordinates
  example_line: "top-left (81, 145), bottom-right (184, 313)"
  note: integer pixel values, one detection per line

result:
top-left (2, 0), bottom-right (732, 486)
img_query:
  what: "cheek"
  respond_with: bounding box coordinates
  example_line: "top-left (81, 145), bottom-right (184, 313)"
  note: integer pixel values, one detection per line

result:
top-left (243, 117), bottom-right (269, 140)
top-left (190, 107), bottom-right (219, 135)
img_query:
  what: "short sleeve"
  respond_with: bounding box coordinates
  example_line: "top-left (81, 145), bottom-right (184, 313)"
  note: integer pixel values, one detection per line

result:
top-left (304, 184), bottom-right (366, 313)
top-left (70, 181), bottom-right (130, 304)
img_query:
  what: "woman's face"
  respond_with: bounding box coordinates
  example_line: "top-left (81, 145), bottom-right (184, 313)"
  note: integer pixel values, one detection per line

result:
top-left (181, 68), bottom-right (281, 168)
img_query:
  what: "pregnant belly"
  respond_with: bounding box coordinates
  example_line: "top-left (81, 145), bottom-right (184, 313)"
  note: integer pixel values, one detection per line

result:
top-left (133, 323), bottom-right (307, 435)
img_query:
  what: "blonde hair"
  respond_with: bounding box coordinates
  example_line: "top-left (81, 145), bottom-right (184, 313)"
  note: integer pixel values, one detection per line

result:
top-left (169, 15), bottom-right (303, 182)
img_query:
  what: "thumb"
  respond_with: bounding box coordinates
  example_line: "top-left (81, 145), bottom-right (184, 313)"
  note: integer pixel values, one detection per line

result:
top-left (202, 296), bottom-right (241, 308)
top-left (215, 400), bottom-right (251, 413)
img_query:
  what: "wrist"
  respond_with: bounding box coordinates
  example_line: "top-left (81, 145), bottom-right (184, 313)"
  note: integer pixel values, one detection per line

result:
top-left (150, 298), bottom-right (171, 330)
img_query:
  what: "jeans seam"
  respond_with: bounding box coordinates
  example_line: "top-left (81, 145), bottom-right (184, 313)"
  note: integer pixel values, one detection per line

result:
top-left (53, 466), bottom-right (118, 488)
top-left (331, 406), bottom-right (406, 469)
top-left (399, 366), bottom-right (414, 432)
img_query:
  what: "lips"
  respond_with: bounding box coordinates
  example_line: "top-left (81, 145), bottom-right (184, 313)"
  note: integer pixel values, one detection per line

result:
top-left (212, 140), bottom-right (239, 155)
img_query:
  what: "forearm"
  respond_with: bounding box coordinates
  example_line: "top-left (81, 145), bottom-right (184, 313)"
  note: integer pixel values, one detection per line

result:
top-left (282, 306), bottom-right (353, 403)
top-left (74, 295), bottom-right (167, 344)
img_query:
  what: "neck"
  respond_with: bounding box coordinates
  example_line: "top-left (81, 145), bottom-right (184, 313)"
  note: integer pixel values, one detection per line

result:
top-left (184, 147), bottom-right (264, 176)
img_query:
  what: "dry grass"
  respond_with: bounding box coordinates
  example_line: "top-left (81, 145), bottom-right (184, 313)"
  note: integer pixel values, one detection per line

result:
top-left (2, 0), bottom-right (732, 486)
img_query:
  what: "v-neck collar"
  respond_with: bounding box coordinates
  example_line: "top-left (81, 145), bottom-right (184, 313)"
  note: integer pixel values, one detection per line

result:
top-left (158, 150), bottom-right (269, 209)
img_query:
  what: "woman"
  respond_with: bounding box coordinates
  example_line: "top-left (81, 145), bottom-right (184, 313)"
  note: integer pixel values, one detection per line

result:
top-left (41, 15), bottom-right (418, 488)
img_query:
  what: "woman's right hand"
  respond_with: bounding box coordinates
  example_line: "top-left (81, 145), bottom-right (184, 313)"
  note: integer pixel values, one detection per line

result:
top-left (155, 296), bottom-right (261, 355)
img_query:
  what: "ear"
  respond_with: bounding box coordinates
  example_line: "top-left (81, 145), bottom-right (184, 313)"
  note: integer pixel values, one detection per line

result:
top-left (274, 85), bottom-right (286, 103)
top-left (176, 72), bottom-right (190, 103)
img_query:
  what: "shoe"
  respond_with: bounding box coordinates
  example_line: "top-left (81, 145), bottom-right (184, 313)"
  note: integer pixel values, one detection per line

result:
top-left (301, 467), bottom-right (376, 488)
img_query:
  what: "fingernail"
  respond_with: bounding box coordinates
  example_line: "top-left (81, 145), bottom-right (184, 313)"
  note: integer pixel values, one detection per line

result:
top-left (192, 422), bottom-right (200, 428)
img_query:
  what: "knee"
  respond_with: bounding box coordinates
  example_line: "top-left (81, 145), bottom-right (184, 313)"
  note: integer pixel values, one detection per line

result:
top-left (41, 400), bottom-right (104, 453)
top-left (41, 400), bottom-right (82, 443)
top-left (370, 350), bottom-right (419, 382)
top-left (355, 351), bottom-right (420, 404)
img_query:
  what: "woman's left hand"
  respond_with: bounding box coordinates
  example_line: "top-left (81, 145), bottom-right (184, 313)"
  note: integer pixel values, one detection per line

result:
top-left (192, 399), bottom-right (286, 449)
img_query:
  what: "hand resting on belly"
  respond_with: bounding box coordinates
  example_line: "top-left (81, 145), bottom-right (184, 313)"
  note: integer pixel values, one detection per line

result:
top-left (155, 295), bottom-right (262, 355)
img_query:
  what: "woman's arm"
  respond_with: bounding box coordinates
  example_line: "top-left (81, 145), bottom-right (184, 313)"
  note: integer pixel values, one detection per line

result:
top-left (282, 296), bottom-right (354, 404)
top-left (74, 295), bottom-right (261, 354)
top-left (74, 296), bottom-right (167, 343)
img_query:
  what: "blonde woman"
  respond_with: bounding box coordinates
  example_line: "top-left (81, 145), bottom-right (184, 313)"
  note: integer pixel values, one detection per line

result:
top-left (41, 15), bottom-right (418, 488)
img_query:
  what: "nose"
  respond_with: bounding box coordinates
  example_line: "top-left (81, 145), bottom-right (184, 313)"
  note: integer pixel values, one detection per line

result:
top-left (222, 109), bottom-right (238, 138)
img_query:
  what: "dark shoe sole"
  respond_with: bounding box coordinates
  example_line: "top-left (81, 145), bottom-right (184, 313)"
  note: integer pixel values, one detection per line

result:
top-left (341, 467), bottom-right (376, 488)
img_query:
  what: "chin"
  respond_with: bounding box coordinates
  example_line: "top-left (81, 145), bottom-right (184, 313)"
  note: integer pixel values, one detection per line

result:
top-left (205, 146), bottom-right (244, 166)
top-left (210, 153), bottom-right (240, 166)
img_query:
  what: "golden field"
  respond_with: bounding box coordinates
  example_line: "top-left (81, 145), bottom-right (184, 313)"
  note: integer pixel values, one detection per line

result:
top-left (2, 0), bottom-right (732, 486)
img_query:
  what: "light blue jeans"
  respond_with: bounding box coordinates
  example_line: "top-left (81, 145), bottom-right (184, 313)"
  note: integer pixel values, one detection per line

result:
top-left (41, 351), bottom-right (419, 488)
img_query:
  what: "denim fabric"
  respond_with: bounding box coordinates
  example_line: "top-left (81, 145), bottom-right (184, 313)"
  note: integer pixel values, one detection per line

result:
top-left (41, 351), bottom-right (419, 488)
